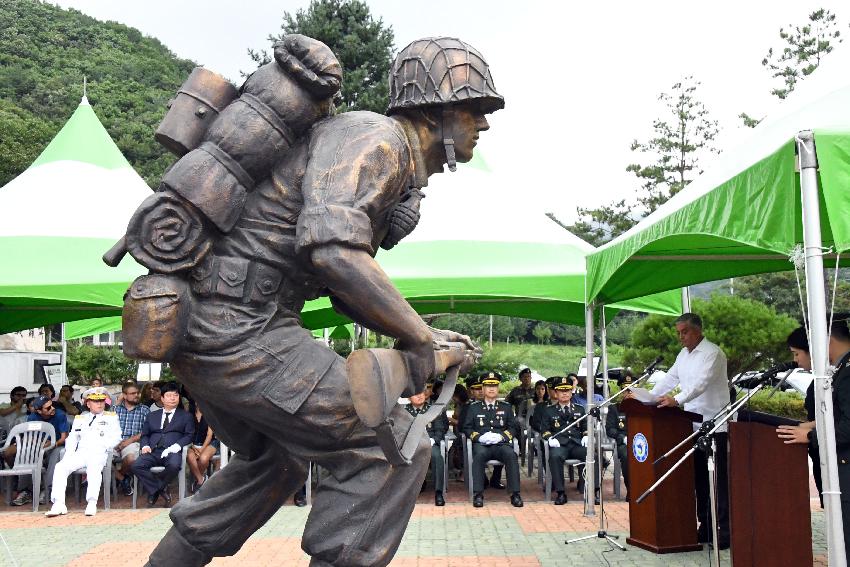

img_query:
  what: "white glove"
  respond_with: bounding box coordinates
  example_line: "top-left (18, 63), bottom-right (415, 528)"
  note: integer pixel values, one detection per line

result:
top-left (430, 438), bottom-right (435, 446)
top-left (161, 443), bottom-right (181, 458)
top-left (548, 438), bottom-right (560, 448)
top-left (479, 432), bottom-right (501, 445)
top-left (580, 436), bottom-right (588, 447)
top-left (624, 436), bottom-right (628, 444)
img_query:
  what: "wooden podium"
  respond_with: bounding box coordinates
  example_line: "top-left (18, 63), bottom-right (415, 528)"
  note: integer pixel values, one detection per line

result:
top-left (729, 418), bottom-right (813, 567)
top-left (620, 398), bottom-right (703, 553)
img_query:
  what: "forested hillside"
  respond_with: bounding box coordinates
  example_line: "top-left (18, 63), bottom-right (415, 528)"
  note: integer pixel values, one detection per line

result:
top-left (0, 0), bottom-right (196, 187)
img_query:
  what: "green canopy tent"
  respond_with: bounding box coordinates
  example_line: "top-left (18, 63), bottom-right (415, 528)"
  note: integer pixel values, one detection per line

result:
top-left (585, 47), bottom-right (850, 562)
top-left (65, 237), bottom-right (682, 339)
top-left (0, 96), bottom-right (149, 334)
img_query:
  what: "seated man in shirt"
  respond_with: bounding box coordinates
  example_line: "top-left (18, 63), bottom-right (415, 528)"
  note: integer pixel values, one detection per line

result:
top-left (114, 381), bottom-right (151, 496)
top-left (131, 382), bottom-right (193, 507)
top-left (6, 395), bottom-right (70, 506)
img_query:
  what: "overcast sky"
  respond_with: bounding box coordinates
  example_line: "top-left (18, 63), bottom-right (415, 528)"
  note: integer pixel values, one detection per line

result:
top-left (53, 0), bottom-right (847, 241)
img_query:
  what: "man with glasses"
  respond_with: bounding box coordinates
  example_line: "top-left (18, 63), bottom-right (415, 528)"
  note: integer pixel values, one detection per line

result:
top-left (114, 381), bottom-right (150, 495)
top-left (9, 395), bottom-right (69, 506)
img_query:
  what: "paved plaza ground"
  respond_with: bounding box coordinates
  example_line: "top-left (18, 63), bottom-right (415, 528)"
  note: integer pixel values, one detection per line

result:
top-left (0, 471), bottom-right (827, 567)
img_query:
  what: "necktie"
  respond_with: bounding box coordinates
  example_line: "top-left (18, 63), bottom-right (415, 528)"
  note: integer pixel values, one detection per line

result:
top-left (163, 412), bottom-right (171, 430)
top-left (488, 404), bottom-right (494, 411)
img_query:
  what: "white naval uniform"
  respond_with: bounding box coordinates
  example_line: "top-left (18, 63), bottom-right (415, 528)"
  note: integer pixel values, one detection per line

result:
top-left (50, 411), bottom-right (122, 506)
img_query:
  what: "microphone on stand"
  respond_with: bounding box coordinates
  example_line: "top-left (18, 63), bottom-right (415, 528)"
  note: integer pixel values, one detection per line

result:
top-left (641, 356), bottom-right (664, 377)
top-left (735, 361), bottom-right (797, 389)
top-left (765, 361), bottom-right (799, 399)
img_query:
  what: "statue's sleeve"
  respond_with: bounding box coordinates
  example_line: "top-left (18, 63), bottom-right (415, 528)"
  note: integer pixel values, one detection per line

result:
top-left (295, 118), bottom-right (412, 256)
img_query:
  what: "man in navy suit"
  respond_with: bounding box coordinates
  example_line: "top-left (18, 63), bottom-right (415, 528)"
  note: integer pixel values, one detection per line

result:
top-left (132, 382), bottom-right (193, 506)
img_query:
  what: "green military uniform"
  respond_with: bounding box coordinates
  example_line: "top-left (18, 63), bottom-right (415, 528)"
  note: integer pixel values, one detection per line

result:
top-left (542, 377), bottom-right (587, 501)
top-left (404, 401), bottom-right (448, 496)
top-left (461, 372), bottom-right (522, 503)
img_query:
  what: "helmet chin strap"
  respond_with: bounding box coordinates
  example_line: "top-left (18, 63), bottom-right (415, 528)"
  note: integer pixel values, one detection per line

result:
top-left (440, 107), bottom-right (457, 172)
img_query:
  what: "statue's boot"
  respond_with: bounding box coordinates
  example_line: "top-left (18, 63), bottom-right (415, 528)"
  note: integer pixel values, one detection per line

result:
top-left (147, 527), bottom-right (212, 567)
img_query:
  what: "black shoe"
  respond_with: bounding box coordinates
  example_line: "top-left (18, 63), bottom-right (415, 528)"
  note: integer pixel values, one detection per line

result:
top-left (294, 493), bottom-right (307, 507)
top-left (473, 492), bottom-right (484, 508)
top-left (121, 477), bottom-right (134, 497)
top-left (554, 491), bottom-right (567, 505)
top-left (489, 477), bottom-right (505, 490)
top-left (435, 491), bottom-right (445, 506)
top-left (594, 491), bottom-right (601, 505)
top-left (510, 492), bottom-right (524, 507)
top-left (160, 487), bottom-right (172, 506)
top-left (147, 491), bottom-right (160, 507)
top-left (576, 479), bottom-right (585, 494)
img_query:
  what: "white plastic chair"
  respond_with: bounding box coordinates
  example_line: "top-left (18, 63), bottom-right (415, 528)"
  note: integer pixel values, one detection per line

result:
top-left (0, 422), bottom-right (56, 512)
top-left (132, 446), bottom-right (189, 509)
top-left (72, 459), bottom-right (114, 510)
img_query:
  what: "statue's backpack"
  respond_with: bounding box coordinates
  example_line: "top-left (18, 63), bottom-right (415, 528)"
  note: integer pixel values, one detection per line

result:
top-left (111, 35), bottom-right (342, 362)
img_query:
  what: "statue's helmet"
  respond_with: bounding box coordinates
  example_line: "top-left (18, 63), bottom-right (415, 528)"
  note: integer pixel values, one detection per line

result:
top-left (387, 37), bottom-right (504, 115)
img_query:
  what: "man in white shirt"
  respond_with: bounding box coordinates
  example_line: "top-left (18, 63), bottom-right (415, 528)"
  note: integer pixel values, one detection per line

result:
top-left (650, 313), bottom-right (730, 549)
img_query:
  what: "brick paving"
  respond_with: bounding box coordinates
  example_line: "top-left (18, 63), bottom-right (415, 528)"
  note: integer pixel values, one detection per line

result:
top-left (0, 469), bottom-right (828, 566)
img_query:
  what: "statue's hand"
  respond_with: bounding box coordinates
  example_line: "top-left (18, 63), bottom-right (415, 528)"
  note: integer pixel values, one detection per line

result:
top-left (397, 336), bottom-right (436, 394)
top-left (430, 327), bottom-right (482, 375)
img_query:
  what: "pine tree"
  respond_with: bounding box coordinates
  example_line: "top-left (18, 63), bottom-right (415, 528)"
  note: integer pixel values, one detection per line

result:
top-left (568, 77), bottom-right (719, 245)
top-left (763, 8), bottom-right (842, 100)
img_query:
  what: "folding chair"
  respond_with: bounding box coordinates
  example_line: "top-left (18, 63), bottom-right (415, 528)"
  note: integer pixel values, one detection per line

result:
top-left (465, 436), bottom-right (519, 502)
top-left (132, 446), bottom-right (189, 509)
top-left (0, 422), bottom-right (56, 512)
top-left (542, 442), bottom-right (582, 502)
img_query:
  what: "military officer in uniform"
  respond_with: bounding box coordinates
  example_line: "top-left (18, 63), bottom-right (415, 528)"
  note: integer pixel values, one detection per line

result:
top-left (45, 387), bottom-right (122, 517)
top-left (542, 376), bottom-right (590, 505)
top-left (461, 371), bottom-right (523, 508)
top-left (404, 384), bottom-right (449, 506)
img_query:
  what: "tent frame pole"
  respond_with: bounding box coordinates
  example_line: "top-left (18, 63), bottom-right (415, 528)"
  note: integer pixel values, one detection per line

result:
top-left (798, 130), bottom-right (846, 566)
top-left (60, 322), bottom-right (68, 387)
top-left (584, 303), bottom-right (596, 516)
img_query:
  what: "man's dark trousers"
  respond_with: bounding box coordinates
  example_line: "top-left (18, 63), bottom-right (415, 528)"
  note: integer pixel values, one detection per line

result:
top-left (471, 443), bottom-right (519, 493)
top-left (133, 448), bottom-right (182, 496)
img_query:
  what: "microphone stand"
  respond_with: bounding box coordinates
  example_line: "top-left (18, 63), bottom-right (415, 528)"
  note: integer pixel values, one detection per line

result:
top-left (563, 366), bottom-right (658, 551)
top-left (635, 382), bottom-right (769, 565)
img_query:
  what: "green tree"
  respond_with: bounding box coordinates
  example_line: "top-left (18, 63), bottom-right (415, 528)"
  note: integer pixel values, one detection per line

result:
top-left (568, 77), bottom-right (719, 245)
top-left (622, 295), bottom-right (797, 378)
top-left (531, 322), bottom-right (553, 344)
top-left (740, 8), bottom-right (844, 127)
top-left (0, 0), bottom-right (196, 187)
top-left (762, 8), bottom-right (843, 100)
top-left (66, 342), bottom-right (138, 385)
top-left (248, 0), bottom-right (395, 114)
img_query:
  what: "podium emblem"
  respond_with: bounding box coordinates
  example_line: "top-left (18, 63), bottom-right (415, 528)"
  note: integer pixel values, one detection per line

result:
top-left (633, 432), bottom-right (649, 463)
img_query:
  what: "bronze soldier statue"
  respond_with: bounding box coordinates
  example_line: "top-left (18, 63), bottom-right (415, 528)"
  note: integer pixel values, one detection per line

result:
top-left (108, 36), bottom-right (503, 567)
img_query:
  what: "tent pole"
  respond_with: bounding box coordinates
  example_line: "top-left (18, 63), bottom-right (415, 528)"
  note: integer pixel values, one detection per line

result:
top-left (798, 130), bottom-right (846, 566)
top-left (584, 303), bottom-right (596, 516)
top-left (489, 315), bottom-right (493, 348)
top-left (681, 287), bottom-right (691, 313)
top-left (60, 322), bottom-right (68, 387)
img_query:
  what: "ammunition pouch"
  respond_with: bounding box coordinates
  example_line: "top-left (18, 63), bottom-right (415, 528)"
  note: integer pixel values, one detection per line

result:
top-left (190, 254), bottom-right (284, 305)
top-left (122, 274), bottom-right (190, 362)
